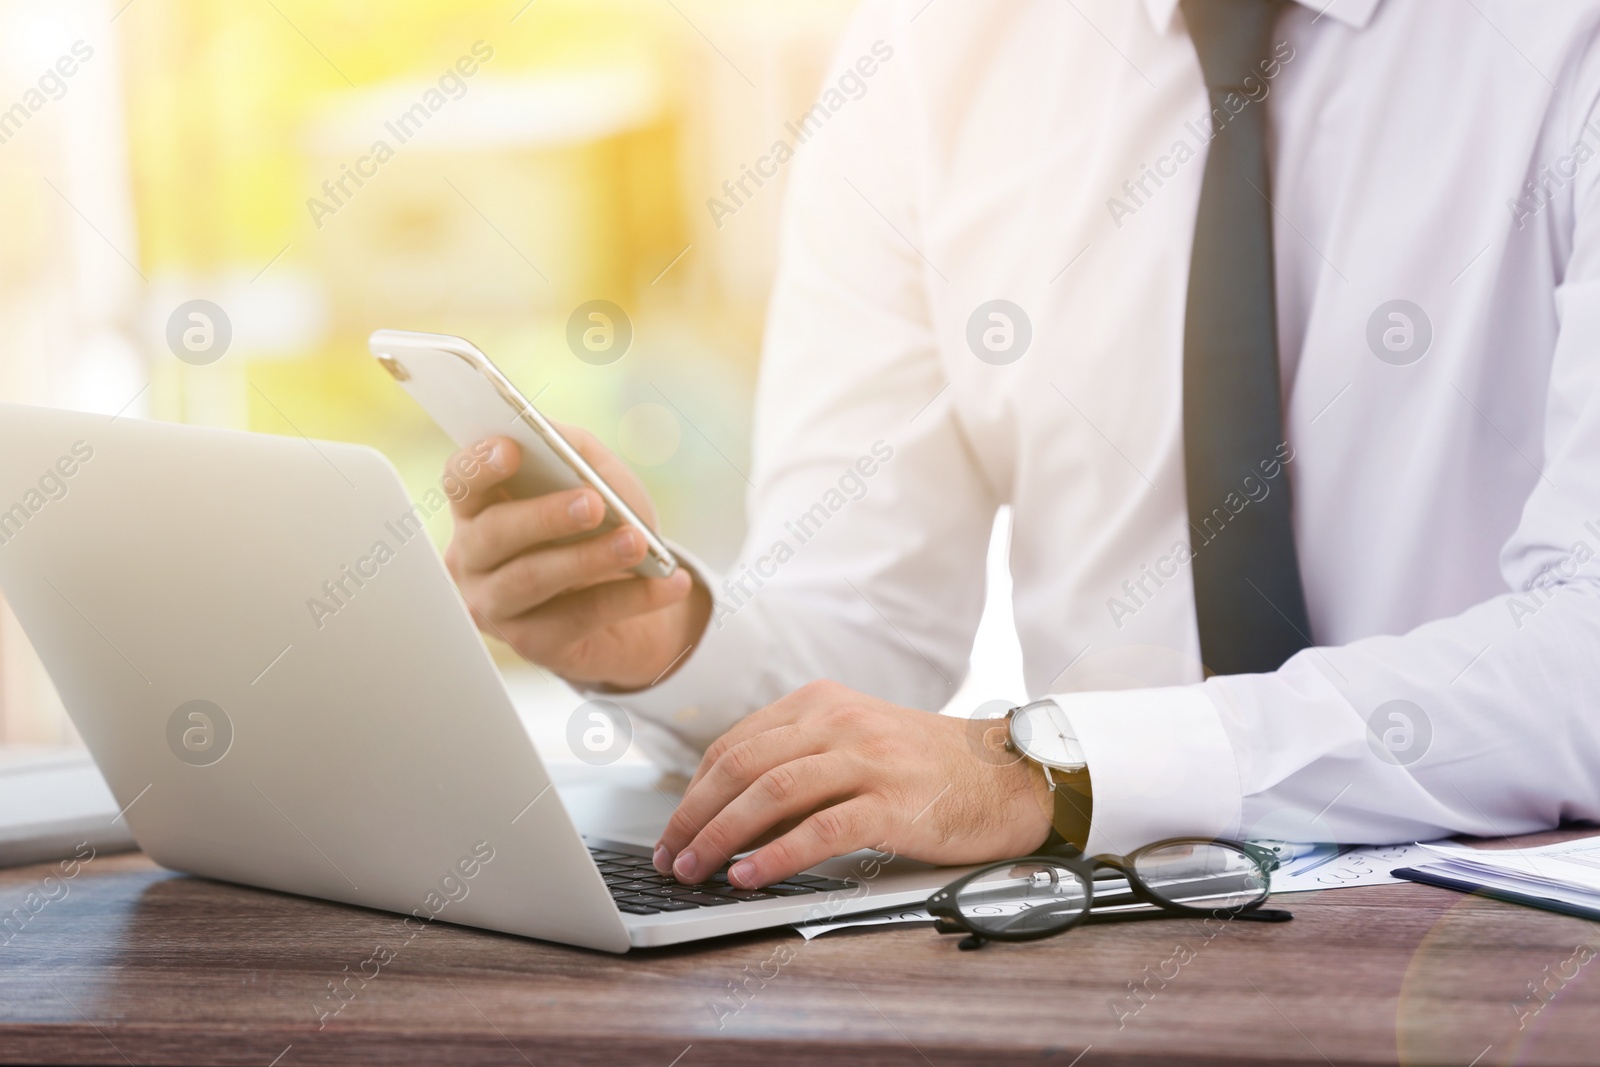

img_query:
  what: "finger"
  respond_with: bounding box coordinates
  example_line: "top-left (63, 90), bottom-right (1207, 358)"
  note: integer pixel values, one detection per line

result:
top-left (497, 570), bottom-right (693, 655)
top-left (446, 437), bottom-right (521, 520)
top-left (671, 753), bottom-right (857, 884)
top-left (657, 723), bottom-right (822, 876)
top-left (552, 421), bottom-right (609, 467)
top-left (472, 525), bottom-right (651, 621)
top-left (738, 814), bottom-right (807, 852)
top-left (682, 679), bottom-right (848, 795)
top-left (453, 487), bottom-right (604, 572)
top-left (729, 796), bottom-right (884, 889)
top-left (555, 421), bottom-right (635, 488)
top-left (552, 421), bottom-right (661, 531)
top-left (682, 710), bottom-right (799, 798)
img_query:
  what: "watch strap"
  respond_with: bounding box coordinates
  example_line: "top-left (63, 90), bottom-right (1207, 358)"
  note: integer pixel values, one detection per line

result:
top-left (1047, 767), bottom-right (1093, 852)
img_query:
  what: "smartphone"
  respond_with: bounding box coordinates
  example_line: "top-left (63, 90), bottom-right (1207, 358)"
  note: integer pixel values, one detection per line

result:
top-left (367, 329), bottom-right (677, 579)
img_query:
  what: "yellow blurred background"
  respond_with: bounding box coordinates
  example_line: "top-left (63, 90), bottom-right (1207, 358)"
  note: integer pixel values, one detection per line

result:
top-left (0, 0), bottom-right (866, 744)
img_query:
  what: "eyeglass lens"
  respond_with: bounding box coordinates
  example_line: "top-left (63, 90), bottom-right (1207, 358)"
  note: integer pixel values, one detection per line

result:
top-left (953, 861), bottom-right (1091, 937)
top-left (1130, 841), bottom-right (1270, 911)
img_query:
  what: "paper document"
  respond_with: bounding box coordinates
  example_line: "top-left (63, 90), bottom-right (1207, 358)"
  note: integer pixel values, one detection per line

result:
top-left (1265, 840), bottom-right (1444, 893)
top-left (795, 908), bottom-right (937, 940)
top-left (1406, 835), bottom-right (1600, 912)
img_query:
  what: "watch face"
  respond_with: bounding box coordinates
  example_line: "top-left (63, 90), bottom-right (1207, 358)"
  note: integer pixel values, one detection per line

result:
top-left (1010, 701), bottom-right (1087, 770)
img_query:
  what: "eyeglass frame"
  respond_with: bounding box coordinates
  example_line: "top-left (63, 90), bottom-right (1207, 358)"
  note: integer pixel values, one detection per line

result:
top-left (926, 836), bottom-right (1289, 948)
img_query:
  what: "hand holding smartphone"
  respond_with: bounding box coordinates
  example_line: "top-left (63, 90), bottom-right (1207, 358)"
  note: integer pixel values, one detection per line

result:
top-left (369, 330), bottom-right (708, 690)
top-left (369, 330), bottom-right (677, 578)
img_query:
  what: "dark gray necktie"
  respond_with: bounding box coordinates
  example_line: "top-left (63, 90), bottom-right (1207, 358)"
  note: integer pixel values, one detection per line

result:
top-left (1180, 0), bottom-right (1311, 675)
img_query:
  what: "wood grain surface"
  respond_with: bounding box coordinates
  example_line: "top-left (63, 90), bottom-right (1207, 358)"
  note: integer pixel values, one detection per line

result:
top-left (2, 830), bottom-right (1598, 1066)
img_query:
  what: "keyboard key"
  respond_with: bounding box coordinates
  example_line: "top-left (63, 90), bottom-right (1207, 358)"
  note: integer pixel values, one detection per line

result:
top-left (677, 892), bottom-right (739, 907)
top-left (611, 884), bottom-right (670, 895)
top-left (706, 888), bottom-right (775, 902)
top-left (652, 900), bottom-right (700, 912)
top-left (596, 863), bottom-right (632, 875)
top-left (614, 893), bottom-right (662, 906)
top-left (762, 884), bottom-right (816, 896)
top-left (650, 884), bottom-right (714, 898)
top-left (589, 850), bottom-right (628, 861)
top-left (618, 903), bottom-right (660, 915)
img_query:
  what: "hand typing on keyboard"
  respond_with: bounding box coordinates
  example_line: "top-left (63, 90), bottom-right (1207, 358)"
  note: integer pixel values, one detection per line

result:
top-left (651, 681), bottom-right (1054, 890)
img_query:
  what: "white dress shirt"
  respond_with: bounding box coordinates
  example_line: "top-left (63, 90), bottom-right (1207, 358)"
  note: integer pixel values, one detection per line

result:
top-left (611, 0), bottom-right (1600, 854)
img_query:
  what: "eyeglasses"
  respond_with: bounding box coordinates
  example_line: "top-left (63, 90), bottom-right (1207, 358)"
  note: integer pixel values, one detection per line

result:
top-left (926, 837), bottom-right (1290, 950)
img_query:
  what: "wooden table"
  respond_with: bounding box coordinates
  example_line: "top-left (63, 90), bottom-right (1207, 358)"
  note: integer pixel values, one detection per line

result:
top-left (1, 830), bottom-right (1597, 1066)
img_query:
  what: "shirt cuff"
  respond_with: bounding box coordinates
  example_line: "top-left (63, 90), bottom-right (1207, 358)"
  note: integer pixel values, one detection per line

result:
top-left (578, 543), bottom-right (767, 773)
top-left (1047, 686), bottom-right (1243, 857)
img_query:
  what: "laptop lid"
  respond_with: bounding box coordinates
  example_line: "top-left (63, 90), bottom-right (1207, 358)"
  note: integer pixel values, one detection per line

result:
top-left (0, 403), bottom-right (630, 952)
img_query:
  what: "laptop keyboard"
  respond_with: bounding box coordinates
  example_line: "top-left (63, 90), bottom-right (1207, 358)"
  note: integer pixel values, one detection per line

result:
top-left (588, 847), bottom-right (857, 915)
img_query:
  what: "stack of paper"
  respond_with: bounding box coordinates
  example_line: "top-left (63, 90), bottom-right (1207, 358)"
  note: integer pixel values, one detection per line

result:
top-left (1395, 836), bottom-right (1600, 918)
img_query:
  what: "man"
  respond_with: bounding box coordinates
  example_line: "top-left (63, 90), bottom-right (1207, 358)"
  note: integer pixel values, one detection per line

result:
top-left (445, 0), bottom-right (1600, 891)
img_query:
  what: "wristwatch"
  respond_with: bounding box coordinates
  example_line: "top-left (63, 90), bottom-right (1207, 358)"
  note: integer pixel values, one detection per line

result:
top-left (1005, 699), bottom-right (1093, 849)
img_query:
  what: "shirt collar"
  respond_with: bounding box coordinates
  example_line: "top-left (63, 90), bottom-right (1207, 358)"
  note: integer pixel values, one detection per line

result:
top-left (1142, 0), bottom-right (1382, 33)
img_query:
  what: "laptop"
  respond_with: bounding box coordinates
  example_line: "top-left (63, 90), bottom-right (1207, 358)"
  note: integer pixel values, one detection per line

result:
top-left (0, 403), bottom-right (960, 951)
